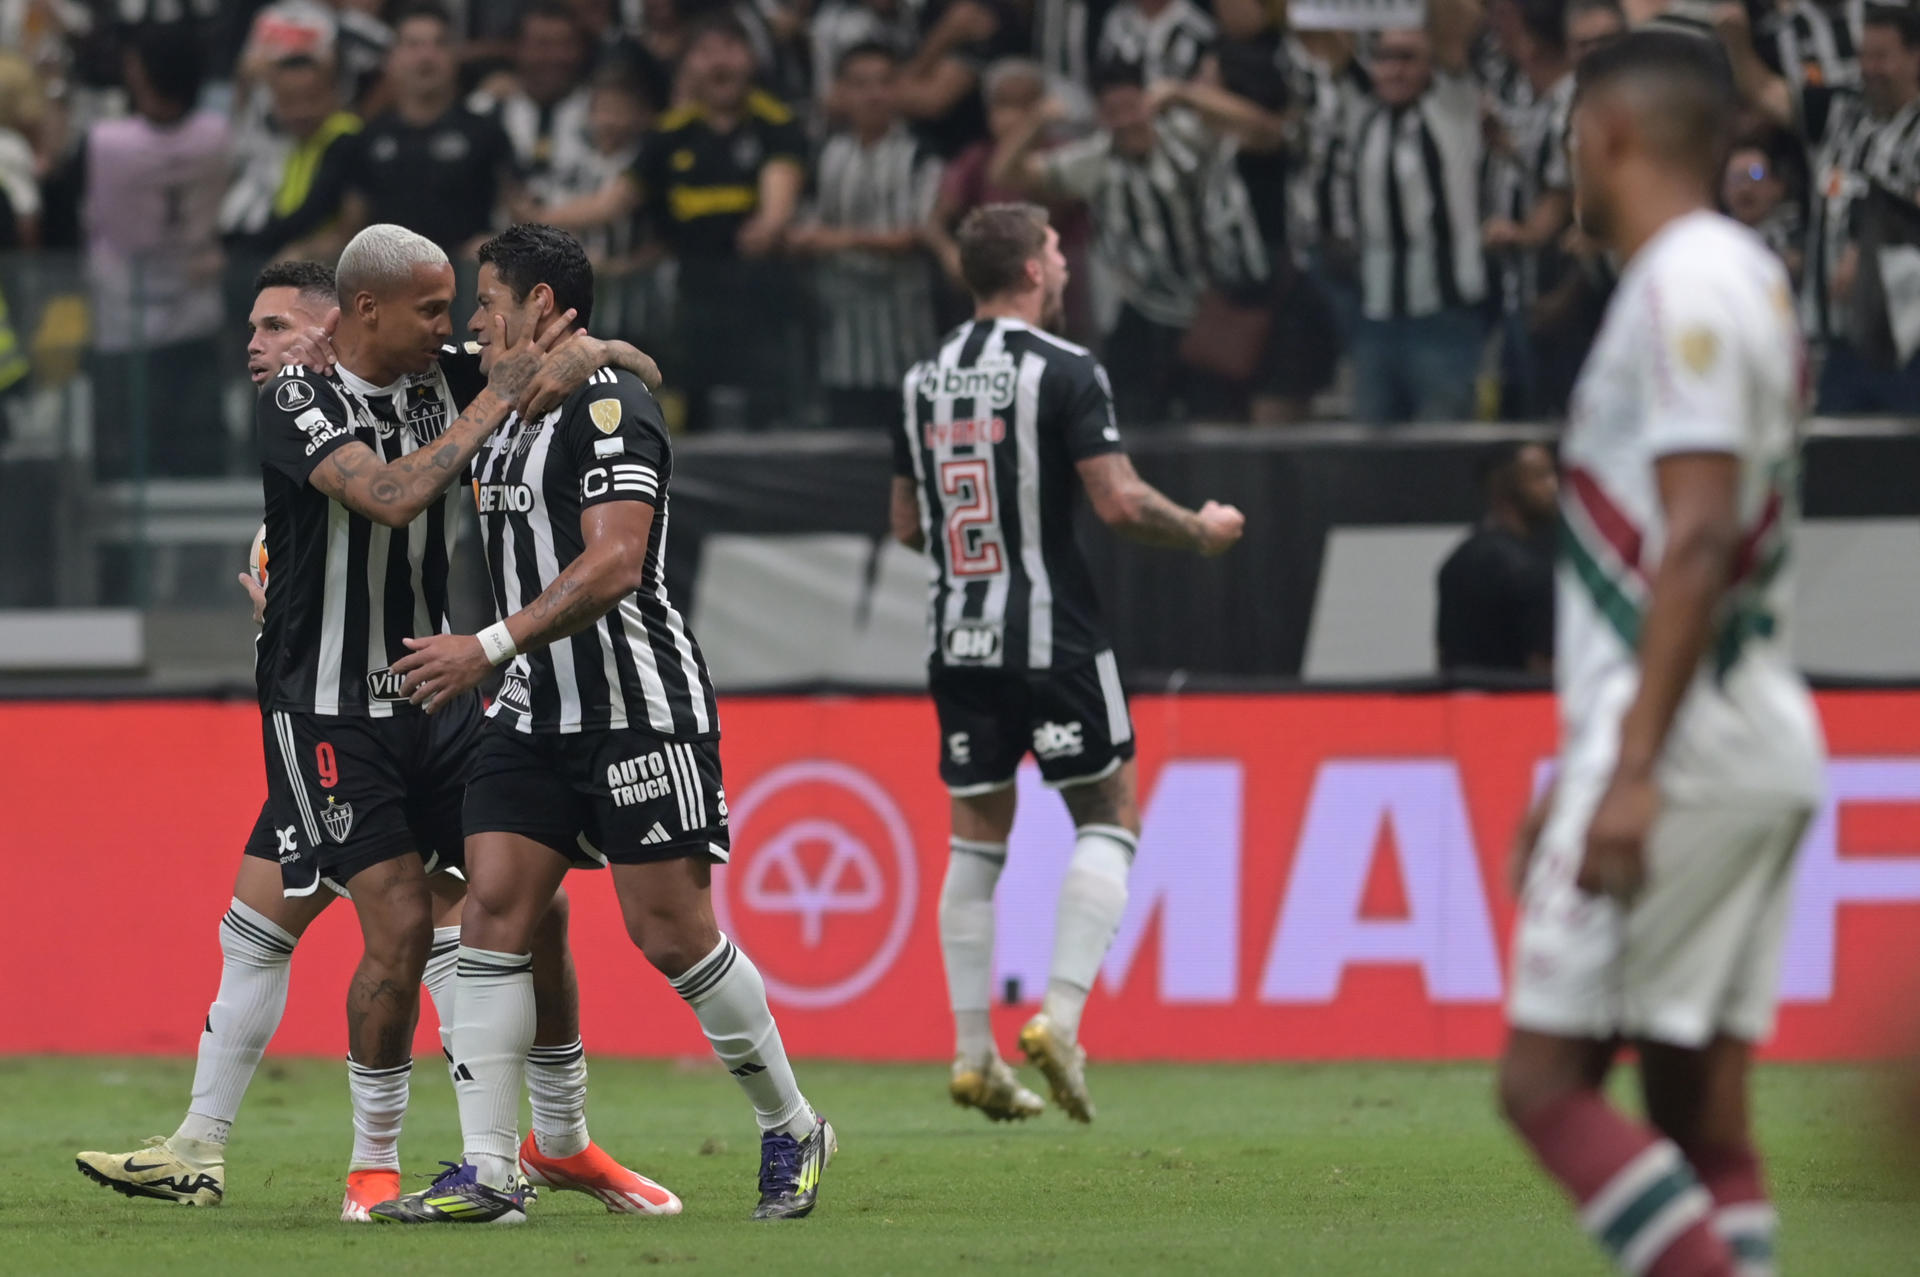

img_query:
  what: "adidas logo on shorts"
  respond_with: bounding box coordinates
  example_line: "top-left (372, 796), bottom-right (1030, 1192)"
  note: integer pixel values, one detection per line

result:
top-left (641, 822), bottom-right (672, 846)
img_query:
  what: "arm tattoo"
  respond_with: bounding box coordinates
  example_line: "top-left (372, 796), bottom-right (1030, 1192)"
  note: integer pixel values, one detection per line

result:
top-left (1125, 487), bottom-right (1205, 550)
top-left (513, 544), bottom-right (636, 651)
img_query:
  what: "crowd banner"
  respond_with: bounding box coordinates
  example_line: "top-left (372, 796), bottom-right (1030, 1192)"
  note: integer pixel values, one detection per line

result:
top-left (1291, 0), bottom-right (1427, 31)
top-left (6, 692), bottom-right (1919, 1061)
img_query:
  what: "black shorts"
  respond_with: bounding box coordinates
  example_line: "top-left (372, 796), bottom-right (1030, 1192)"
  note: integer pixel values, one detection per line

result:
top-left (262, 694), bottom-right (482, 895)
top-left (930, 651), bottom-right (1135, 794)
top-left (242, 802), bottom-right (283, 862)
top-left (463, 717), bottom-right (731, 867)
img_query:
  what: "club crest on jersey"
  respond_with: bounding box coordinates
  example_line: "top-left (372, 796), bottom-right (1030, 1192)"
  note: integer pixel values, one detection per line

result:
top-left (321, 797), bottom-right (354, 843)
top-left (918, 357), bottom-right (1017, 408)
top-left (1676, 327), bottom-right (1718, 375)
top-left (590, 398), bottom-right (623, 434)
top-left (276, 379), bottom-right (315, 412)
top-left (404, 385), bottom-right (449, 443)
top-left (365, 667), bottom-right (408, 702)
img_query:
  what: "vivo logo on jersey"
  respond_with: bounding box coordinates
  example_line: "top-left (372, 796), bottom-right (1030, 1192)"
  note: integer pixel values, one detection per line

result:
top-left (365, 667), bottom-right (408, 702)
top-left (917, 358), bottom-right (1018, 408)
top-left (476, 483), bottom-right (534, 513)
top-left (496, 671), bottom-right (532, 713)
top-left (923, 417), bottom-right (1006, 450)
top-left (943, 624), bottom-right (1001, 662)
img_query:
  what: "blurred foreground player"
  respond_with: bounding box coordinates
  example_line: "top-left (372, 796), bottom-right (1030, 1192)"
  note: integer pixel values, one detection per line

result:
top-left (376, 225), bottom-right (830, 1223)
top-left (891, 204), bottom-right (1243, 1123)
top-left (1499, 32), bottom-right (1824, 1277)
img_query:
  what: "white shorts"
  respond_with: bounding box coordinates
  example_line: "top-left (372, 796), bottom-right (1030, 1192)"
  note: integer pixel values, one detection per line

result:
top-left (1506, 785), bottom-right (1811, 1048)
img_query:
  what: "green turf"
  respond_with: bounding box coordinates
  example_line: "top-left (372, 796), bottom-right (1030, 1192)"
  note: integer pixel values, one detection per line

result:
top-left (4, 1058), bottom-right (1912, 1274)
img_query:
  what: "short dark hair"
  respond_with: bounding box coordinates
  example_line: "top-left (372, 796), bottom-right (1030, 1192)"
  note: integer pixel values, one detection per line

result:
top-left (1575, 28), bottom-right (1734, 176)
top-left (255, 260), bottom-right (338, 304)
top-left (836, 39), bottom-right (898, 78)
top-left (1091, 58), bottom-right (1145, 93)
top-left (686, 13), bottom-right (754, 53)
top-left (123, 22), bottom-right (203, 109)
top-left (1565, 0), bottom-right (1625, 31)
top-left (956, 203), bottom-right (1050, 301)
top-left (477, 223), bottom-right (595, 331)
top-left (522, 0), bottom-right (579, 30)
top-left (392, 1), bottom-right (453, 34)
top-left (1865, 3), bottom-right (1920, 49)
top-left (1519, 0), bottom-right (1567, 57)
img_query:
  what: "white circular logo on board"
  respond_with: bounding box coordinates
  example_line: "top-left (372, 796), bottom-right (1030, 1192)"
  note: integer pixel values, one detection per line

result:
top-left (715, 761), bottom-right (918, 1010)
top-left (276, 379), bottom-right (315, 412)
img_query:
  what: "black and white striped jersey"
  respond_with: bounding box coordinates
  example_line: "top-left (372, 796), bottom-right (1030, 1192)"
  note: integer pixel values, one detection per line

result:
top-left (256, 353), bottom-right (483, 717)
top-left (894, 318), bottom-right (1124, 674)
top-left (473, 366), bottom-right (719, 738)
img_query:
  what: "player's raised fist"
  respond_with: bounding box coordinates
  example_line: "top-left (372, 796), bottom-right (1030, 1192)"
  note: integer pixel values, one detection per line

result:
top-left (1195, 501), bottom-right (1245, 557)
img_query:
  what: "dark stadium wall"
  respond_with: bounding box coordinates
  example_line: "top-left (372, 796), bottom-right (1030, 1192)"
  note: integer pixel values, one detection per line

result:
top-left (4, 694), bottom-right (1919, 1060)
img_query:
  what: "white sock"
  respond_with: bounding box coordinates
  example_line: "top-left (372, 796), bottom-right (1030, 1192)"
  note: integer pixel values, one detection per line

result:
top-left (346, 1057), bottom-right (411, 1172)
top-left (420, 926), bottom-right (460, 1084)
top-left (451, 946), bottom-right (534, 1188)
top-left (940, 838), bottom-right (1006, 1064)
top-left (526, 1039), bottom-right (590, 1159)
top-left (672, 936), bottom-right (812, 1138)
top-left (1041, 825), bottom-right (1136, 1042)
top-left (172, 900), bottom-right (297, 1161)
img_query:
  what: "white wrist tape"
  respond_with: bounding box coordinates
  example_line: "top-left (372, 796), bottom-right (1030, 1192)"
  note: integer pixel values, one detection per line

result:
top-left (478, 622), bottom-right (518, 667)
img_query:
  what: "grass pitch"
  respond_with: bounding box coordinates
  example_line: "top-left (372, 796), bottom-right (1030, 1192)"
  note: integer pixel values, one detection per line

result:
top-left (6, 1058), bottom-right (1913, 1275)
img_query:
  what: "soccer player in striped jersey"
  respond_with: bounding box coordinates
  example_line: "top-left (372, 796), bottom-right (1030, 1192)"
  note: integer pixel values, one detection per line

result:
top-left (77, 258), bottom-right (676, 1219)
top-left (376, 225), bottom-right (830, 1224)
top-left (1498, 33), bottom-right (1824, 1277)
top-left (891, 204), bottom-right (1243, 1123)
top-left (243, 231), bottom-right (672, 1220)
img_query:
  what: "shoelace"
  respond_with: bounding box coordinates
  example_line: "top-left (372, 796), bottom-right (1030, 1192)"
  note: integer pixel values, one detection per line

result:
top-left (757, 1134), bottom-right (802, 1197)
top-left (425, 1161), bottom-right (469, 1190)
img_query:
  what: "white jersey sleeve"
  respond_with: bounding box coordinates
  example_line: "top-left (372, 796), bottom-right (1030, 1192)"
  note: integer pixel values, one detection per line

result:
top-left (1640, 257), bottom-right (1756, 459)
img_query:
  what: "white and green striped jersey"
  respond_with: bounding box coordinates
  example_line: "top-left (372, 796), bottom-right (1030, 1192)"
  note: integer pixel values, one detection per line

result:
top-left (1558, 210), bottom-right (1825, 805)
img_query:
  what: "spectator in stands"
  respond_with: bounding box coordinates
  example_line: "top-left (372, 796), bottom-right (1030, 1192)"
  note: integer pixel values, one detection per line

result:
top-left (238, 0), bottom-right (393, 114)
top-left (1436, 440), bottom-right (1557, 676)
top-left (570, 68), bottom-right (660, 340)
top-left (1565, 0), bottom-right (1626, 63)
top-left (284, 3), bottom-right (519, 256)
top-left (0, 49), bottom-right (40, 249)
top-left (223, 55), bottom-right (361, 260)
top-left (83, 23), bottom-right (230, 479)
top-left (1344, 2), bottom-right (1487, 424)
top-left (544, 16), bottom-right (806, 428)
top-left (1097, 0), bottom-right (1215, 84)
top-left (899, 0), bottom-right (1026, 157)
top-left (1720, 1), bottom-right (1920, 412)
top-left (812, 0), bottom-right (920, 118)
top-left (992, 60), bottom-right (1224, 422)
top-left (1723, 131), bottom-right (1805, 286)
top-left (927, 56), bottom-right (1094, 338)
top-left (1763, 0), bottom-right (1864, 92)
top-left (1481, 0), bottom-right (1574, 419)
top-left (469, 2), bottom-right (593, 206)
top-left (788, 42), bottom-right (944, 431)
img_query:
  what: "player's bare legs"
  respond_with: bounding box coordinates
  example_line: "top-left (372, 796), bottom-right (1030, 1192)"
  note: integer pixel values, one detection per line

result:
top-left (1498, 1028), bottom-right (1737, 1275)
top-left (940, 785), bottom-right (1044, 1121)
top-left (1017, 761), bottom-right (1141, 1123)
top-left (336, 853), bottom-right (435, 1212)
top-left (1640, 1038), bottom-right (1775, 1276)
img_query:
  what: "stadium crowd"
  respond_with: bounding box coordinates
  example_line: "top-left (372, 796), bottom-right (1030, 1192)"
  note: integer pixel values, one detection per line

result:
top-left (0, 0), bottom-right (1917, 456)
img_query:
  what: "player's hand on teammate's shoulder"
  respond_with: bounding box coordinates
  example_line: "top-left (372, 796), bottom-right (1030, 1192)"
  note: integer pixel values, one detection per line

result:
top-left (392, 632), bottom-right (492, 713)
top-left (278, 306), bottom-right (340, 376)
top-left (1195, 501), bottom-right (1246, 558)
top-left (1579, 768), bottom-right (1657, 903)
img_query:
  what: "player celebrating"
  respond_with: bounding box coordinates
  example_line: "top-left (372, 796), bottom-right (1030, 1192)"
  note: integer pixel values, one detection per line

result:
top-left (372, 225), bottom-right (830, 1225)
top-left (889, 204), bottom-right (1243, 1124)
top-left (76, 259), bottom-right (674, 1219)
top-left (1498, 32), bottom-right (1824, 1277)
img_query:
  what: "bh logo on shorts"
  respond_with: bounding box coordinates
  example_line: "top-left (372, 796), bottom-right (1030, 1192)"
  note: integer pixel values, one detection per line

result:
top-left (1032, 721), bottom-right (1085, 760)
top-left (714, 761), bottom-right (917, 1009)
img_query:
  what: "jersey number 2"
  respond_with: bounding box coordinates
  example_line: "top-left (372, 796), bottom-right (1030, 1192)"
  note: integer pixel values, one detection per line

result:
top-left (939, 458), bottom-right (1004, 577)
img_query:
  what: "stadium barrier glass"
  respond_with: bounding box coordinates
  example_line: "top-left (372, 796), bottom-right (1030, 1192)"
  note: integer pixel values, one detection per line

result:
top-left (7, 691), bottom-right (1919, 1061)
